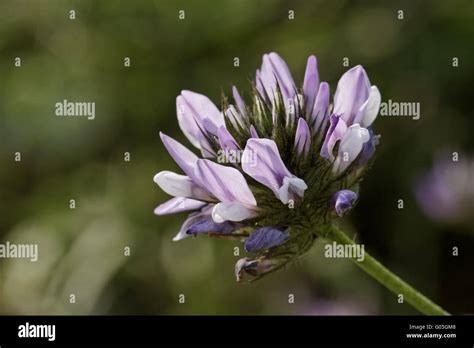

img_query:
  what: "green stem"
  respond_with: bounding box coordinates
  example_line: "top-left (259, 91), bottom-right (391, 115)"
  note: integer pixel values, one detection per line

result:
top-left (325, 224), bottom-right (450, 315)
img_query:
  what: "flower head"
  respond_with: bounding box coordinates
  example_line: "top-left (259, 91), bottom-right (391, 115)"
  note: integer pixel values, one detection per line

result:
top-left (154, 52), bottom-right (381, 281)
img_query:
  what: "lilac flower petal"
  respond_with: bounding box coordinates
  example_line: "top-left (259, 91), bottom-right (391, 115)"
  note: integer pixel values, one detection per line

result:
top-left (154, 197), bottom-right (206, 215)
top-left (160, 132), bottom-right (201, 183)
top-left (294, 118), bottom-right (311, 156)
top-left (180, 90), bottom-right (224, 136)
top-left (176, 95), bottom-right (215, 157)
top-left (218, 126), bottom-right (240, 152)
top-left (242, 138), bottom-right (291, 192)
top-left (354, 86), bottom-right (381, 128)
top-left (242, 138), bottom-right (307, 203)
top-left (332, 190), bottom-right (358, 216)
top-left (244, 227), bottom-right (289, 252)
top-left (311, 82), bottom-right (330, 134)
top-left (303, 55), bottom-right (320, 115)
top-left (249, 125), bottom-right (259, 138)
top-left (153, 171), bottom-right (212, 201)
top-left (260, 55), bottom-right (278, 101)
top-left (333, 65), bottom-right (371, 125)
top-left (195, 159), bottom-right (257, 206)
top-left (212, 202), bottom-right (258, 223)
top-left (320, 115), bottom-right (348, 161)
top-left (267, 52), bottom-right (297, 103)
top-left (176, 95), bottom-right (205, 149)
top-left (255, 69), bottom-right (266, 98)
top-left (333, 124), bottom-right (370, 174)
top-left (232, 86), bottom-right (247, 117)
top-left (259, 53), bottom-right (297, 108)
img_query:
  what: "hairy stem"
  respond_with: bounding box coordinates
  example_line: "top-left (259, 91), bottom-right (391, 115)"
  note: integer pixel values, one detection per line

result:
top-left (325, 224), bottom-right (450, 315)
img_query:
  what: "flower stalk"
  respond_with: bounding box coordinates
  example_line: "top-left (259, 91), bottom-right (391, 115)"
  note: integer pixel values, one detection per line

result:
top-left (324, 224), bottom-right (450, 316)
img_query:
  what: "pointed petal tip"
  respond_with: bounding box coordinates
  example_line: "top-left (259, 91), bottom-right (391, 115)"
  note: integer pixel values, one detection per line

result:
top-left (307, 55), bottom-right (317, 65)
top-left (153, 172), bottom-right (162, 185)
top-left (294, 118), bottom-right (311, 156)
top-left (319, 81), bottom-right (329, 91)
top-left (172, 234), bottom-right (184, 242)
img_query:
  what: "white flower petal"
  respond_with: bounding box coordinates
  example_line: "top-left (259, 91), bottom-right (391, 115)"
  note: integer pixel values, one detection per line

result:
top-left (154, 197), bottom-right (206, 215)
top-left (357, 86), bottom-right (381, 128)
top-left (153, 171), bottom-right (211, 201)
top-left (333, 125), bottom-right (370, 174)
top-left (212, 202), bottom-right (258, 223)
top-left (277, 176), bottom-right (308, 204)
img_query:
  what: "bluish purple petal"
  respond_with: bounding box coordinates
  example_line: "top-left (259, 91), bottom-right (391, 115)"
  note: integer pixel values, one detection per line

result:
top-left (186, 217), bottom-right (242, 235)
top-left (332, 190), bottom-right (358, 216)
top-left (353, 127), bottom-right (379, 169)
top-left (244, 227), bottom-right (289, 252)
top-left (172, 206), bottom-right (213, 241)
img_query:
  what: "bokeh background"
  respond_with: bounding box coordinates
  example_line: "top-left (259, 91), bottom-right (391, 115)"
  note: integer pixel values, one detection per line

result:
top-left (0, 0), bottom-right (473, 315)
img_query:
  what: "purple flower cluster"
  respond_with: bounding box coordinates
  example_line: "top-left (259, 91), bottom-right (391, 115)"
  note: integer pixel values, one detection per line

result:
top-left (154, 53), bottom-right (381, 281)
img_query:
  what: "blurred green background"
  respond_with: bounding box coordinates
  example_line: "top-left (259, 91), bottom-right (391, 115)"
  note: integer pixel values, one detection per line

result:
top-left (0, 0), bottom-right (473, 315)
